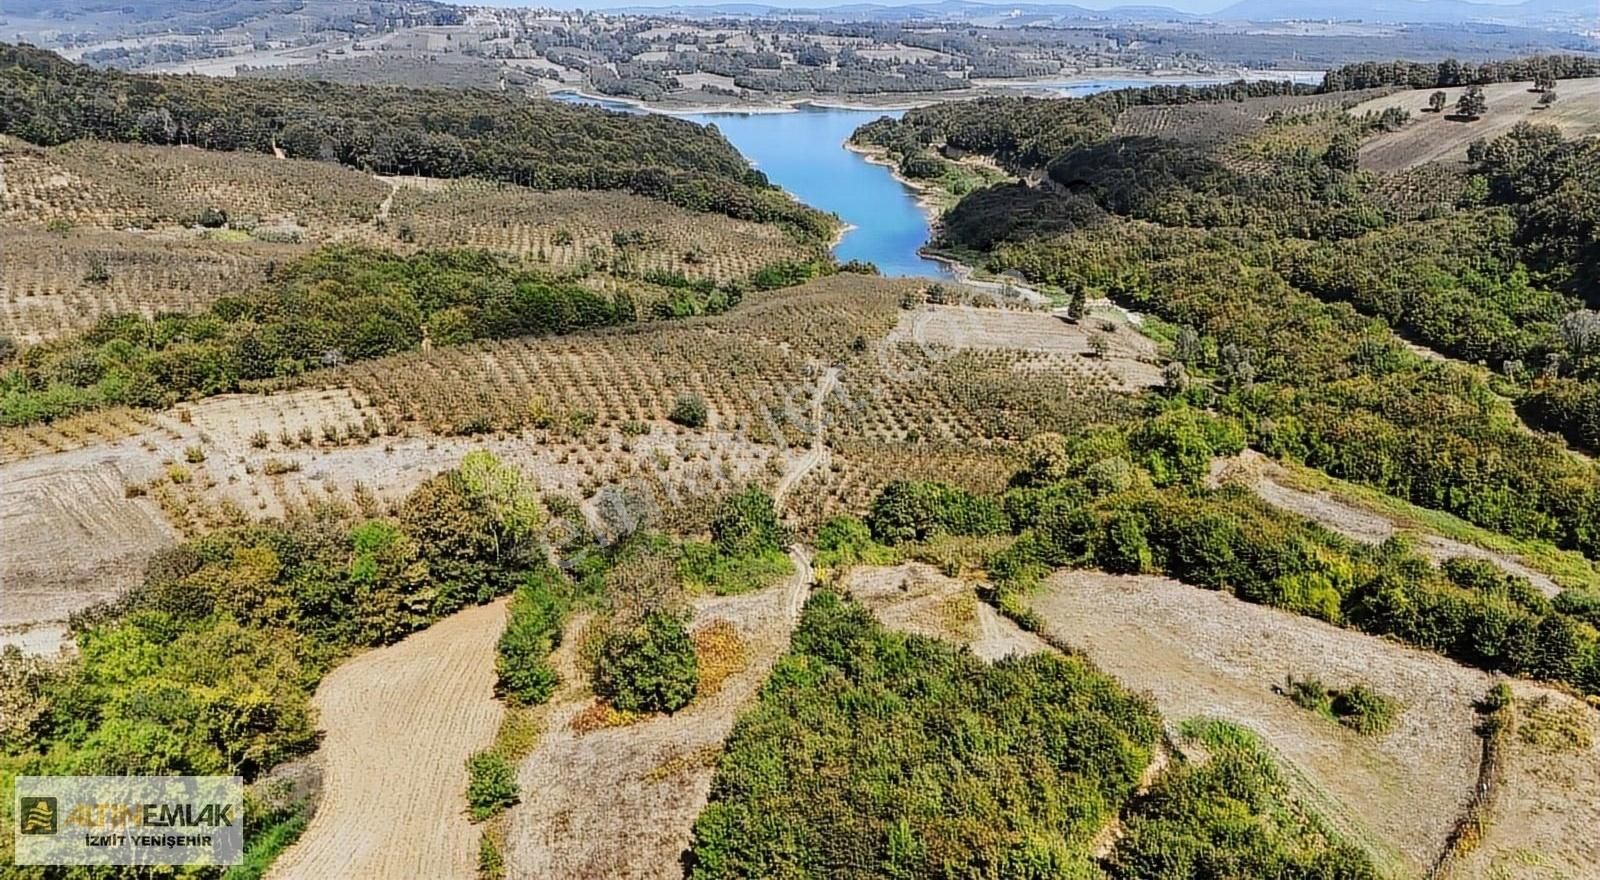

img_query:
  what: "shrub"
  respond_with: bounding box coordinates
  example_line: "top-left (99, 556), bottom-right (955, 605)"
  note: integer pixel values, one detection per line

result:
top-left (465, 751), bottom-right (520, 822)
top-left (669, 393), bottom-right (708, 428)
top-left (594, 609), bottom-right (699, 714)
top-left (495, 567), bottom-right (572, 706)
top-left (710, 487), bottom-right (788, 557)
top-left (867, 480), bottom-right (1008, 544)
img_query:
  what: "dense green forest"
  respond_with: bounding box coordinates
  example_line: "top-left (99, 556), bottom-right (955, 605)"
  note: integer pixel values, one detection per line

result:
top-left (0, 44), bottom-right (830, 238)
top-left (1318, 54), bottom-right (1600, 91)
top-left (685, 590), bottom-right (1376, 879)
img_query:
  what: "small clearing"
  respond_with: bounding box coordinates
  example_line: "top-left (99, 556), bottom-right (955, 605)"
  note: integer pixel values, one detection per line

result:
top-left (1214, 450), bottom-right (1565, 597)
top-left (843, 562), bottom-right (1047, 661)
top-left (502, 550), bottom-right (812, 879)
top-left (1352, 78), bottom-right (1600, 171)
top-left (1028, 570), bottom-right (1493, 875)
top-left (268, 599), bottom-right (509, 880)
top-left (889, 304), bottom-right (1163, 390)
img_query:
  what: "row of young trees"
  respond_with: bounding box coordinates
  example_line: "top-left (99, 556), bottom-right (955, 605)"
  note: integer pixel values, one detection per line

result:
top-left (0, 246), bottom-right (762, 428)
top-left (1318, 54), bottom-right (1600, 92)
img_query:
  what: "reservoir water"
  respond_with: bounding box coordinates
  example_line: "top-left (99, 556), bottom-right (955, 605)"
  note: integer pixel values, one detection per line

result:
top-left (556, 72), bottom-right (1318, 277)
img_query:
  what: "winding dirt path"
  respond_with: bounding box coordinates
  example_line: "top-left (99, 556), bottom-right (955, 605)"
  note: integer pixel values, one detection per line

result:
top-left (268, 599), bottom-right (508, 880)
top-left (772, 367), bottom-right (838, 507)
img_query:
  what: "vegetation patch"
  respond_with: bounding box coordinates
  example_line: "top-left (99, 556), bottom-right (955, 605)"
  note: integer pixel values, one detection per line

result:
top-left (685, 590), bottom-right (1162, 879)
top-left (1517, 695), bottom-right (1595, 753)
top-left (1108, 718), bottom-right (1378, 879)
top-left (692, 621), bottom-right (748, 700)
top-left (1283, 676), bottom-right (1401, 736)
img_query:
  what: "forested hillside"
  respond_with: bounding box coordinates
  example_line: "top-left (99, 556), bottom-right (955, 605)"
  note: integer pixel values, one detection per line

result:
top-left (852, 63), bottom-right (1600, 561)
top-left (0, 44), bottom-right (831, 238)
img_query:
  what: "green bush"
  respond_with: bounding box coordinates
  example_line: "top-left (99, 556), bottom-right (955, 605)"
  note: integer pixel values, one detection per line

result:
top-left (686, 592), bottom-right (1160, 879)
top-left (867, 480), bottom-right (1008, 544)
top-left (465, 751), bottom-right (520, 822)
top-left (495, 566), bottom-right (572, 705)
top-left (669, 393), bottom-right (708, 428)
top-left (710, 487), bottom-right (789, 557)
top-left (1109, 719), bottom-right (1378, 880)
top-left (594, 609), bottom-right (699, 713)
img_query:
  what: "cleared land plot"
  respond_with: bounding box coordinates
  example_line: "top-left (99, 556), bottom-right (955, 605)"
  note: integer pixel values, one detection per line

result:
top-left (269, 598), bottom-right (508, 880)
top-left (0, 442), bottom-right (179, 653)
top-left (844, 562), bottom-right (1047, 661)
top-left (1215, 450), bottom-right (1585, 596)
top-left (1352, 78), bottom-right (1600, 171)
top-left (503, 551), bottom-right (811, 879)
top-left (1459, 686), bottom-right (1600, 880)
top-left (888, 305), bottom-right (1163, 391)
top-left (1028, 570), bottom-right (1491, 875)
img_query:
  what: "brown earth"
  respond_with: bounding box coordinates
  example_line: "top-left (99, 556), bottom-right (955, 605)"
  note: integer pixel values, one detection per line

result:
top-left (842, 562), bottom-right (1048, 661)
top-left (268, 599), bottom-right (509, 880)
top-left (1352, 78), bottom-right (1600, 172)
top-left (1028, 570), bottom-right (1494, 876)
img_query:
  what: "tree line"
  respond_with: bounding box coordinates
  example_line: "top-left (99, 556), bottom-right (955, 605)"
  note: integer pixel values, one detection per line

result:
top-left (0, 44), bottom-right (831, 239)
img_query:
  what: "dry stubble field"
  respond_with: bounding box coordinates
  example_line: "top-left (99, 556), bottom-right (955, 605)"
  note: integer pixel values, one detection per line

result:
top-left (268, 598), bottom-right (509, 880)
top-left (1351, 78), bottom-right (1600, 171)
top-left (1027, 570), bottom-right (1530, 877)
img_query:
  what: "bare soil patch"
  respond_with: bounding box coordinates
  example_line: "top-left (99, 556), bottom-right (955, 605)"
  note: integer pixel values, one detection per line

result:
top-left (1028, 570), bottom-right (1493, 875)
top-left (843, 562), bottom-right (1047, 661)
top-left (502, 550), bottom-right (811, 879)
top-left (1352, 78), bottom-right (1600, 172)
top-left (268, 599), bottom-right (509, 880)
top-left (888, 305), bottom-right (1163, 390)
top-left (0, 441), bottom-right (178, 653)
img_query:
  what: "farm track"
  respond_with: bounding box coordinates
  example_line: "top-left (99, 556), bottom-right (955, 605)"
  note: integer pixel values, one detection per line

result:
top-left (772, 366), bottom-right (839, 507)
top-left (268, 599), bottom-right (509, 880)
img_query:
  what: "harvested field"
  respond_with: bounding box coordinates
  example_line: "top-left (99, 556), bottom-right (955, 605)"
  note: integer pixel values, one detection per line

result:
top-left (1457, 686), bottom-right (1600, 880)
top-left (0, 439), bottom-right (179, 654)
top-left (502, 549), bottom-right (812, 879)
top-left (1027, 570), bottom-right (1492, 876)
top-left (1352, 78), bottom-right (1600, 171)
top-left (1215, 450), bottom-right (1569, 596)
top-left (843, 562), bottom-right (1047, 661)
top-left (269, 599), bottom-right (509, 880)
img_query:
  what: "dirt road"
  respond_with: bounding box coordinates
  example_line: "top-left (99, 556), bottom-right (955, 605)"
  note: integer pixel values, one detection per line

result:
top-left (772, 367), bottom-right (839, 507)
top-left (269, 599), bottom-right (509, 880)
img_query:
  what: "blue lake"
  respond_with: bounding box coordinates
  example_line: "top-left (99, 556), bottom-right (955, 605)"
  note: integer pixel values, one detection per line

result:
top-left (556, 72), bottom-right (1317, 277)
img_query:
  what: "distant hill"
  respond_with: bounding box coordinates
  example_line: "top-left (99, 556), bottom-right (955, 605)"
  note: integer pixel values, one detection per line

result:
top-left (614, 0), bottom-right (1596, 24)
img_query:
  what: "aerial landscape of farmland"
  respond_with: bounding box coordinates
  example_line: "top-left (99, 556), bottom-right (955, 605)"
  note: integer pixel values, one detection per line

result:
top-left (3, 0), bottom-right (1600, 877)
